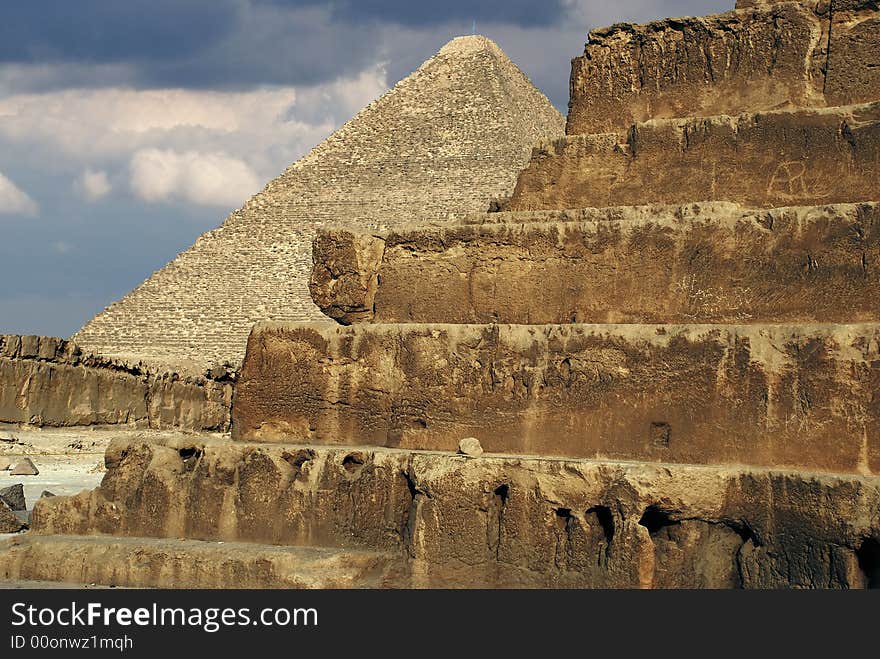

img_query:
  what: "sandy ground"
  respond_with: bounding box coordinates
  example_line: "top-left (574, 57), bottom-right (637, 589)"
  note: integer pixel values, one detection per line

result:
top-left (0, 425), bottom-right (180, 588)
top-left (1, 425), bottom-right (222, 540)
top-left (0, 425), bottom-right (109, 545)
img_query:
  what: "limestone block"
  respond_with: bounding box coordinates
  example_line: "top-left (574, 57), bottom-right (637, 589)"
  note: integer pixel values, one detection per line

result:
top-left (233, 322), bottom-right (880, 474)
top-left (311, 203), bottom-right (880, 325)
top-left (458, 437), bottom-right (484, 457)
top-left (310, 230), bottom-right (386, 324)
top-left (36, 337), bottom-right (61, 361)
top-left (28, 437), bottom-right (880, 588)
top-left (18, 336), bottom-right (40, 359)
top-left (568, 2), bottom-right (880, 135)
top-left (0, 336), bottom-right (21, 359)
top-left (507, 103), bottom-right (880, 210)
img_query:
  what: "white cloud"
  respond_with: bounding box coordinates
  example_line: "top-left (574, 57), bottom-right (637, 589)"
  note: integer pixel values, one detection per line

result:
top-left (0, 69), bottom-right (387, 168)
top-left (0, 171), bottom-right (38, 216)
top-left (0, 67), bottom-right (388, 213)
top-left (129, 148), bottom-right (263, 207)
top-left (52, 241), bottom-right (74, 254)
top-left (75, 168), bottom-right (112, 201)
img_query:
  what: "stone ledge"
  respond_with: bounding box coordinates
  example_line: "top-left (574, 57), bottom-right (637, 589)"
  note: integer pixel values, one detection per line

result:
top-left (310, 202), bottom-right (879, 325)
top-left (508, 102), bottom-right (880, 210)
top-left (232, 322), bottom-right (880, 474)
top-left (0, 534), bottom-right (397, 589)
top-left (0, 335), bottom-right (234, 432)
top-left (25, 437), bottom-right (880, 588)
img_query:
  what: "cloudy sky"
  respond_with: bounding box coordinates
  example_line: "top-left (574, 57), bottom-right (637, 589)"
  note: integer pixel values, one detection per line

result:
top-left (0, 0), bottom-right (730, 337)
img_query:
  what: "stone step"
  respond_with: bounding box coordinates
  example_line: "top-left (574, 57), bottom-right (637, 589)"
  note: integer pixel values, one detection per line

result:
top-left (310, 202), bottom-right (879, 325)
top-left (0, 534), bottom-right (398, 589)
top-left (233, 322), bottom-right (880, 474)
top-left (568, 0), bottom-right (878, 134)
top-left (506, 102), bottom-right (879, 211)
top-left (26, 437), bottom-right (880, 588)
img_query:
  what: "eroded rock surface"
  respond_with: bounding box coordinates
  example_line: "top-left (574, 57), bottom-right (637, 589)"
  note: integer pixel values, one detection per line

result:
top-left (25, 437), bottom-right (880, 588)
top-left (568, 1), bottom-right (880, 134)
top-left (0, 335), bottom-right (233, 431)
top-left (233, 322), bottom-right (880, 474)
top-left (508, 103), bottom-right (880, 211)
top-left (0, 535), bottom-right (396, 589)
top-left (310, 203), bottom-right (880, 325)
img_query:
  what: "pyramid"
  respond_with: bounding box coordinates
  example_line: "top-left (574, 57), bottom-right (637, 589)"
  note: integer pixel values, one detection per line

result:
top-left (73, 36), bottom-right (565, 369)
top-left (7, 3), bottom-right (880, 590)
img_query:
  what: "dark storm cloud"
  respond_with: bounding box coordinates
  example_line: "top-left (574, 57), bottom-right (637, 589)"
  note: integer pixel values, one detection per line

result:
top-left (0, 0), bottom-right (575, 91)
top-left (0, 1), bottom-right (241, 64)
top-left (0, 1), bottom-right (736, 94)
top-left (256, 0), bottom-right (567, 27)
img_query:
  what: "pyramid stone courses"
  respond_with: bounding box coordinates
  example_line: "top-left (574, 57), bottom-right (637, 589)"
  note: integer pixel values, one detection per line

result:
top-left (9, 3), bottom-right (880, 589)
top-left (73, 36), bottom-right (565, 369)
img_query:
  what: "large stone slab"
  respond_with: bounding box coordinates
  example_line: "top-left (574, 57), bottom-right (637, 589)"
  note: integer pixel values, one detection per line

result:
top-left (568, 2), bottom-right (880, 135)
top-left (310, 203), bottom-right (880, 325)
top-left (232, 322), bottom-right (880, 473)
top-left (507, 103), bottom-right (880, 210)
top-left (27, 437), bottom-right (880, 588)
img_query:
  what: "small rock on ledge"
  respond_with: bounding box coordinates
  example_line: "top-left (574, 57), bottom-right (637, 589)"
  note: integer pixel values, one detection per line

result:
top-left (458, 437), bottom-right (484, 457)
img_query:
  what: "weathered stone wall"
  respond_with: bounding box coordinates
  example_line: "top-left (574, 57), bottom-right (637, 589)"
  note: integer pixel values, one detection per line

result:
top-left (29, 437), bottom-right (880, 588)
top-left (567, 1), bottom-right (880, 135)
top-left (0, 335), bottom-right (233, 431)
top-left (310, 202), bottom-right (880, 325)
top-left (72, 37), bottom-right (565, 369)
top-left (507, 103), bottom-right (879, 211)
top-left (232, 322), bottom-right (880, 474)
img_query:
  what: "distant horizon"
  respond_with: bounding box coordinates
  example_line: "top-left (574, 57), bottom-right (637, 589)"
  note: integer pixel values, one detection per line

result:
top-left (0, 1), bottom-right (731, 338)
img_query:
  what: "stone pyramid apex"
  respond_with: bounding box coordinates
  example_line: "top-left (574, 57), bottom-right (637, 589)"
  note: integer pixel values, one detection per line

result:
top-left (436, 34), bottom-right (505, 57)
top-left (73, 33), bottom-right (565, 368)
